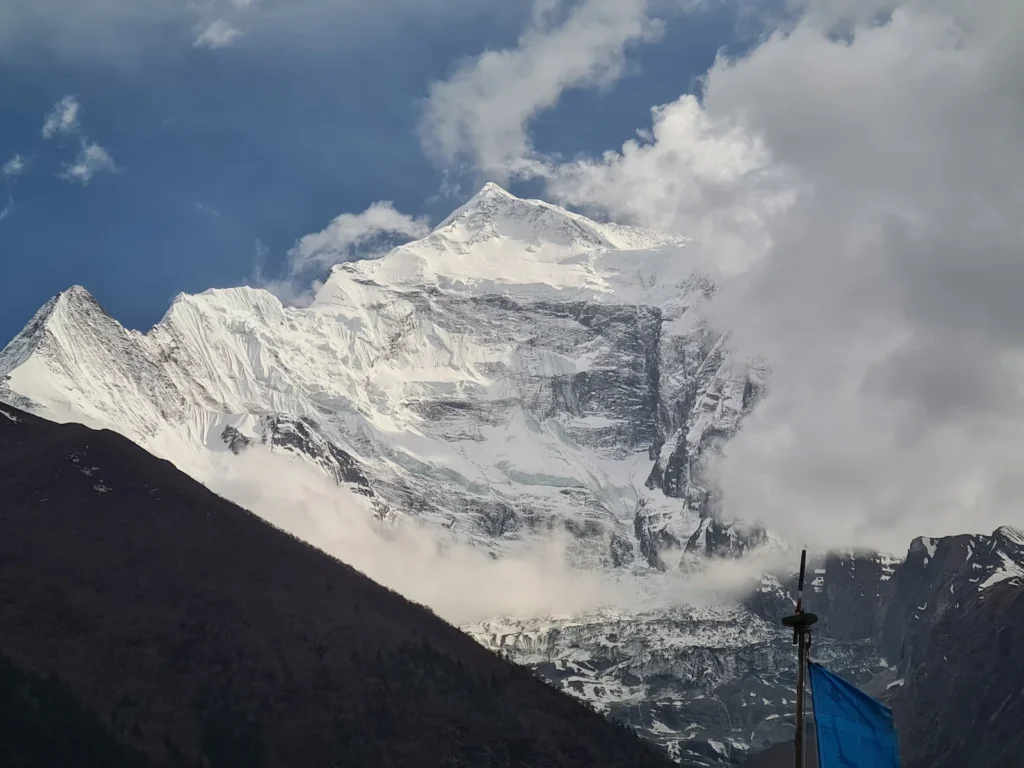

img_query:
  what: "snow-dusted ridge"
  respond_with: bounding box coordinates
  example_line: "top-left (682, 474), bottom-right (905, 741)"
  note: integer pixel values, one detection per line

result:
top-left (328, 181), bottom-right (694, 308)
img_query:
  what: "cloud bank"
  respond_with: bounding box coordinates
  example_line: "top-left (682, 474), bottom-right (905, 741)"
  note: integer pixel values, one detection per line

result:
top-left (423, 0), bottom-right (1024, 552)
top-left (203, 445), bottom-right (630, 624)
top-left (201, 444), bottom-right (782, 623)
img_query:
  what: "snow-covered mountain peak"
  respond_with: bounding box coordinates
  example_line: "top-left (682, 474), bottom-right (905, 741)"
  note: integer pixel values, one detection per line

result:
top-left (52, 283), bottom-right (98, 310)
top-left (327, 183), bottom-right (693, 303)
top-left (995, 525), bottom-right (1024, 547)
top-left (13, 283), bottom-right (100, 331)
top-left (0, 285), bottom-right (112, 377)
top-left (159, 285), bottom-right (288, 330)
top-left (476, 180), bottom-right (515, 201)
top-left (0, 188), bottom-right (864, 764)
top-left (434, 182), bottom-right (684, 253)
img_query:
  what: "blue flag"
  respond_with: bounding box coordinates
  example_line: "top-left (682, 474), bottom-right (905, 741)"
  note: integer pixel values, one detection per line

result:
top-left (808, 662), bottom-right (901, 768)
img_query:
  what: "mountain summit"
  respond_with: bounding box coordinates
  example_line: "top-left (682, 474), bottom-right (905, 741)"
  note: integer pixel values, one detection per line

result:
top-left (432, 181), bottom-right (684, 252)
top-left (324, 183), bottom-right (689, 298)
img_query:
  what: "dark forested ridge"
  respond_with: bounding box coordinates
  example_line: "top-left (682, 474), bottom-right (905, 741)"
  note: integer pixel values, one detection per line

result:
top-left (0, 405), bottom-right (671, 768)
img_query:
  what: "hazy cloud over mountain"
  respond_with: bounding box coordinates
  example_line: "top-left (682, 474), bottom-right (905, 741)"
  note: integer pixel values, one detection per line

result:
top-left (423, 0), bottom-right (1024, 550)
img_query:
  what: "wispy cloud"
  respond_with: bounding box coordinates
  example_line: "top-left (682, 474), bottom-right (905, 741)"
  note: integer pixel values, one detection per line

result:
top-left (289, 202), bottom-right (429, 274)
top-left (420, 0), bottom-right (662, 179)
top-left (58, 141), bottom-right (119, 184)
top-left (194, 200), bottom-right (223, 218)
top-left (193, 19), bottom-right (244, 49)
top-left (255, 202), bottom-right (430, 306)
top-left (42, 95), bottom-right (81, 139)
top-left (1, 154), bottom-right (29, 179)
top-left (0, 198), bottom-right (12, 222)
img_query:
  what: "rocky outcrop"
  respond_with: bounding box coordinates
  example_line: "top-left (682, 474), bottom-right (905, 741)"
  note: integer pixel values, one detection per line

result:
top-left (741, 528), bottom-right (1024, 767)
top-left (891, 577), bottom-right (1024, 768)
top-left (468, 608), bottom-right (888, 766)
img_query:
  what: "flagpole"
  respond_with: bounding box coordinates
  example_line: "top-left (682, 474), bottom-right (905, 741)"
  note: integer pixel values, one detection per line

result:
top-left (782, 550), bottom-right (818, 768)
top-left (796, 625), bottom-right (806, 767)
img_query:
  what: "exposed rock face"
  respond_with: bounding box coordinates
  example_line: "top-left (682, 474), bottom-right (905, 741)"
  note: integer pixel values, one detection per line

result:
top-left (740, 527), bottom-right (1024, 768)
top-left (878, 528), bottom-right (1024, 669)
top-left (745, 550), bottom-right (901, 643)
top-left (891, 578), bottom-right (1024, 768)
top-left (466, 609), bottom-right (888, 767)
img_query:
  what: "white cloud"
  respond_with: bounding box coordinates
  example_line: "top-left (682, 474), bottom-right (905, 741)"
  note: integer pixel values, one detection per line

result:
top-left (59, 141), bottom-right (119, 184)
top-left (255, 202), bottom-right (430, 306)
top-left (204, 445), bottom-right (629, 624)
top-left (420, 0), bottom-right (662, 178)
top-left (696, 1), bottom-right (1024, 551)
top-left (1, 154), bottom-right (29, 179)
top-left (428, 0), bottom-right (1024, 552)
top-left (202, 444), bottom-right (782, 623)
top-left (193, 19), bottom-right (244, 49)
top-left (41, 96), bottom-right (120, 185)
top-left (538, 94), bottom-right (795, 275)
top-left (0, 198), bottom-right (12, 222)
top-left (42, 95), bottom-right (81, 139)
top-left (290, 201), bottom-right (430, 273)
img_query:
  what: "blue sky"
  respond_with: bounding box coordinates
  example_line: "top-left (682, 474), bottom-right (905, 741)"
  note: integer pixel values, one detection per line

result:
top-left (0, 0), bottom-right (759, 343)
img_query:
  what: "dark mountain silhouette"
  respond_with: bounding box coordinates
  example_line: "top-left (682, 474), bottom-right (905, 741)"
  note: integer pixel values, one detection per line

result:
top-left (0, 405), bottom-right (671, 768)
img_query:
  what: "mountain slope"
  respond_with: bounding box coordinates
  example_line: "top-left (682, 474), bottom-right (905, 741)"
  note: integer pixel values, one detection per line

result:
top-left (0, 403), bottom-right (672, 768)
